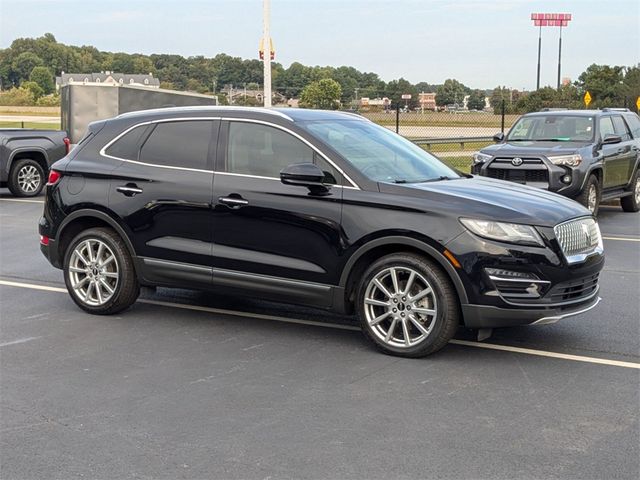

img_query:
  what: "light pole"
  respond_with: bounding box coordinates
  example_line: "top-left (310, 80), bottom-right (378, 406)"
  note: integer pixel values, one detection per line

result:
top-left (262, 0), bottom-right (272, 107)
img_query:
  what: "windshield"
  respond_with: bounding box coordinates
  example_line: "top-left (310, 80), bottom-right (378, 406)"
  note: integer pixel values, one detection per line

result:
top-left (300, 119), bottom-right (461, 183)
top-left (507, 115), bottom-right (595, 142)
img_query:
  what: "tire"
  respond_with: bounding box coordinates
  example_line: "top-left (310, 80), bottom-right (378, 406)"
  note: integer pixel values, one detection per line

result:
top-left (575, 174), bottom-right (601, 216)
top-left (8, 159), bottom-right (45, 197)
top-left (63, 227), bottom-right (139, 315)
top-left (620, 168), bottom-right (640, 213)
top-left (356, 253), bottom-right (460, 358)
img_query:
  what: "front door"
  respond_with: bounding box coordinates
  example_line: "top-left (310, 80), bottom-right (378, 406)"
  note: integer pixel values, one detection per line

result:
top-left (211, 120), bottom-right (344, 306)
top-left (600, 115), bottom-right (633, 189)
top-left (107, 119), bottom-right (218, 283)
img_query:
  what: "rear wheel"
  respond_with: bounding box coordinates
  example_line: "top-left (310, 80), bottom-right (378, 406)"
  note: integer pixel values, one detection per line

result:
top-left (63, 227), bottom-right (139, 314)
top-left (8, 159), bottom-right (45, 197)
top-left (620, 169), bottom-right (640, 213)
top-left (356, 253), bottom-right (460, 357)
top-left (575, 174), bottom-right (601, 216)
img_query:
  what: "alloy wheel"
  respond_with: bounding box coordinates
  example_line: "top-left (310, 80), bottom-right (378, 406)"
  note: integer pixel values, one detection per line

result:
top-left (68, 239), bottom-right (119, 306)
top-left (587, 184), bottom-right (598, 213)
top-left (363, 266), bottom-right (438, 348)
top-left (17, 165), bottom-right (41, 193)
top-left (635, 176), bottom-right (640, 204)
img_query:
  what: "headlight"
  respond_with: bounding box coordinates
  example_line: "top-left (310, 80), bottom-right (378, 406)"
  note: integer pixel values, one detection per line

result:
top-left (460, 218), bottom-right (544, 246)
top-left (472, 152), bottom-right (492, 164)
top-left (549, 154), bottom-right (582, 167)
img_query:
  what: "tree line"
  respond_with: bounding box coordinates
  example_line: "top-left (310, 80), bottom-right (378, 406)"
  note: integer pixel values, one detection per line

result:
top-left (0, 34), bottom-right (638, 112)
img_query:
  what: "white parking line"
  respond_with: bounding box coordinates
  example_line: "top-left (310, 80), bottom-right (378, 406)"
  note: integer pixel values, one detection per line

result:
top-left (602, 236), bottom-right (640, 242)
top-left (1, 278), bottom-right (639, 369)
top-left (0, 198), bottom-right (44, 204)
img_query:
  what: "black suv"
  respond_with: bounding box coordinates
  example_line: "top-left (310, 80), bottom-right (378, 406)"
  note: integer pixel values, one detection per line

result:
top-left (472, 109), bottom-right (640, 215)
top-left (40, 107), bottom-right (604, 357)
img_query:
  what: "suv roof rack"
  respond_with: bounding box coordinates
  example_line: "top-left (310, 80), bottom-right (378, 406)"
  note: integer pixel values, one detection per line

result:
top-left (539, 108), bottom-right (568, 111)
top-left (601, 108), bottom-right (630, 112)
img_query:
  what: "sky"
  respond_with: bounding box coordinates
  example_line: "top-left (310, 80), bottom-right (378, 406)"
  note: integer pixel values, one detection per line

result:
top-left (1, 0), bottom-right (638, 90)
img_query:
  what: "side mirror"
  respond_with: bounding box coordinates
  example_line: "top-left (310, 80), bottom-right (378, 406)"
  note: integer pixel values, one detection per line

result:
top-left (602, 134), bottom-right (622, 145)
top-left (493, 132), bottom-right (505, 143)
top-left (280, 163), bottom-right (330, 194)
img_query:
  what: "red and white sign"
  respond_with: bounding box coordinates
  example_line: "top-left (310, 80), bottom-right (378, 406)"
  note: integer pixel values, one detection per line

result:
top-left (531, 13), bottom-right (572, 27)
top-left (401, 94), bottom-right (412, 100)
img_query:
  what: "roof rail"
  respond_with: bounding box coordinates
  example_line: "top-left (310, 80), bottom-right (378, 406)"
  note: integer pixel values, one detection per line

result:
top-left (601, 108), bottom-right (630, 112)
top-left (540, 108), bottom-right (568, 112)
top-left (117, 106), bottom-right (294, 121)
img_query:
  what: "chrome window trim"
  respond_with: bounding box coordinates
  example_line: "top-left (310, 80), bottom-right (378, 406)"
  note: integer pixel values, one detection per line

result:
top-left (99, 116), bottom-right (360, 189)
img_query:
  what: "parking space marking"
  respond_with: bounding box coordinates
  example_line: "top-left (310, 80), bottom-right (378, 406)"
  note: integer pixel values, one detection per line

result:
top-left (0, 336), bottom-right (41, 348)
top-left (602, 236), bottom-right (640, 242)
top-left (2, 278), bottom-right (639, 369)
top-left (0, 198), bottom-right (44, 204)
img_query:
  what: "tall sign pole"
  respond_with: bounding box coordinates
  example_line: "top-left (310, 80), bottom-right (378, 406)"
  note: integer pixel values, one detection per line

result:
top-left (262, 0), bottom-right (272, 107)
top-left (531, 13), bottom-right (571, 90)
top-left (557, 23), bottom-right (563, 89)
top-left (536, 23), bottom-right (542, 90)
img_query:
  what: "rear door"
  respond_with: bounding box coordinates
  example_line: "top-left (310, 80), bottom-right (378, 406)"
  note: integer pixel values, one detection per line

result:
top-left (106, 119), bottom-right (218, 284)
top-left (611, 115), bottom-right (637, 184)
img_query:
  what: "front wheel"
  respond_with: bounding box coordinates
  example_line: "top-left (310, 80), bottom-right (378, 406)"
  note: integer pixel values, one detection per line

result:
top-left (620, 169), bottom-right (640, 212)
top-left (356, 253), bottom-right (460, 358)
top-left (575, 174), bottom-right (601, 216)
top-left (63, 227), bottom-right (139, 314)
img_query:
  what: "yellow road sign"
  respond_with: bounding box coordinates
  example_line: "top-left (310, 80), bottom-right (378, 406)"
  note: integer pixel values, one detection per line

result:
top-left (584, 91), bottom-right (592, 107)
top-left (636, 96), bottom-right (640, 111)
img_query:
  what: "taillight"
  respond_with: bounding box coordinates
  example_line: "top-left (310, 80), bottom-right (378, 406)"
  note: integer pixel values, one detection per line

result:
top-left (63, 137), bottom-right (71, 154)
top-left (47, 170), bottom-right (62, 185)
top-left (40, 235), bottom-right (50, 246)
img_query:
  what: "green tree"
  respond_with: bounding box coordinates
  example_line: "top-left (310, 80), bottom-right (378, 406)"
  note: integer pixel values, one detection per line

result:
top-left (300, 78), bottom-right (342, 109)
top-left (467, 89), bottom-right (486, 110)
top-left (576, 64), bottom-right (625, 107)
top-left (435, 79), bottom-right (469, 107)
top-left (29, 66), bottom-right (54, 94)
top-left (21, 80), bottom-right (44, 100)
top-left (385, 78), bottom-right (418, 109)
top-left (12, 52), bottom-right (43, 82)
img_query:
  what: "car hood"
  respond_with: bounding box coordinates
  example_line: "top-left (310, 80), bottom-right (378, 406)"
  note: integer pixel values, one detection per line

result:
top-left (481, 140), bottom-right (589, 157)
top-left (379, 176), bottom-right (590, 227)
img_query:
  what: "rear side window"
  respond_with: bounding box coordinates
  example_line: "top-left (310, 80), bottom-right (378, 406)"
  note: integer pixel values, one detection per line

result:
top-left (612, 115), bottom-right (632, 141)
top-left (104, 125), bottom-right (147, 160)
top-left (139, 121), bottom-right (214, 170)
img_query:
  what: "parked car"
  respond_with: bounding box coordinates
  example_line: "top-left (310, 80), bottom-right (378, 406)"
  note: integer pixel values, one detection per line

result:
top-left (39, 107), bottom-right (604, 357)
top-left (0, 129), bottom-right (69, 197)
top-left (471, 108), bottom-right (640, 215)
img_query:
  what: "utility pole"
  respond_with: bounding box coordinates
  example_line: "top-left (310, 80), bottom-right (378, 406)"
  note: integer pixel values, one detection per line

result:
top-left (263, 0), bottom-right (272, 107)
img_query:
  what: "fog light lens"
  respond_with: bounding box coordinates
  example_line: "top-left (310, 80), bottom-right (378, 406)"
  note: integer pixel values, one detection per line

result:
top-left (562, 175), bottom-right (572, 184)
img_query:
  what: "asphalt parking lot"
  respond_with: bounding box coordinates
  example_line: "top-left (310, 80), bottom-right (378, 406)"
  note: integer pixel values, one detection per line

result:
top-left (1, 192), bottom-right (639, 480)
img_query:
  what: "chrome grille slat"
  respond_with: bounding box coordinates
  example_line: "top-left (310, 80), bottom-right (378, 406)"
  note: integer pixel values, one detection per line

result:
top-left (554, 217), bottom-right (603, 264)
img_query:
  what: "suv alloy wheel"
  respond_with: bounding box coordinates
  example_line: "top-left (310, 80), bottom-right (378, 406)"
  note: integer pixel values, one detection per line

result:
top-left (9, 159), bottom-right (45, 197)
top-left (357, 253), bottom-right (459, 357)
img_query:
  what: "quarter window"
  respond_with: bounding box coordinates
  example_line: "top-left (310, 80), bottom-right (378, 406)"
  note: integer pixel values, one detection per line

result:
top-left (227, 122), bottom-right (340, 184)
top-left (104, 125), bottom-right (148, 160)
top-left (139, 121), bottom-right (213, 170)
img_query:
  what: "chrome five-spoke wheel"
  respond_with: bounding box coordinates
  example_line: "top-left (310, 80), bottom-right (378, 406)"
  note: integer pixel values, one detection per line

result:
top-left (68, 239), bottom-right (119, 306)
top-left (364, 266), bottom-right (438, 348)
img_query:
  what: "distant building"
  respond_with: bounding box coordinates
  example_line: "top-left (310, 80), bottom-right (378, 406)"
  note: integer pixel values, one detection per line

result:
top-left (55, 71), bottom-right (160, 91)
top-left (359, 97), bottom-right (390, 108)
top-left (418, 92), bottom-right (436, 110)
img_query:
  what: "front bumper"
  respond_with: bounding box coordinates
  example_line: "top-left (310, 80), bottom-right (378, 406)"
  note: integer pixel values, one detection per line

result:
top-left (461, 293), bottom-right (601, 329)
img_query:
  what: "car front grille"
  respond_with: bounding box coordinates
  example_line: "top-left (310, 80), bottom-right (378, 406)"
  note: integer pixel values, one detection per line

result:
top-left (554, 217), bottom-right (603, 264)
top-left (486, 157), bottom-right (548, 185)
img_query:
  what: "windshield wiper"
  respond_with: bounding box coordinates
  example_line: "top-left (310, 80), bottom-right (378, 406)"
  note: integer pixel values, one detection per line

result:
top-left (393, 176), bottom-right (454, 184)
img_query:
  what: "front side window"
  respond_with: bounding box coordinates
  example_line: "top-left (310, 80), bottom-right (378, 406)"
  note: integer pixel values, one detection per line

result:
top-left (612, 115), bottom-right (631, 141)
top-left (507, 115), bottom-right (594, 142)
top-left (139, 121), bottom-right (213, 170)
top-left (227, 122), bottom-right (340, 184)
top-left (301, 119), bottom-right (460, 183)
top-left (599, 117), bottom-right (615, 138)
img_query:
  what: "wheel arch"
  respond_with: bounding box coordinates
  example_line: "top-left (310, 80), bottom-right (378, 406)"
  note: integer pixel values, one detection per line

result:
top-left (338, 236), bottom-right (468, 315)
top-left (8, 148), bottom-right (49, 175)
top-left (56, 209), bottom-right (137, 266)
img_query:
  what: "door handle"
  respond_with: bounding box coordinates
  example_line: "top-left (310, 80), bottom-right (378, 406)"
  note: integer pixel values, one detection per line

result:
top-left (117, 184), bottom-right (143, 197)
top-left (218, 196), bottom-right (249, 208)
